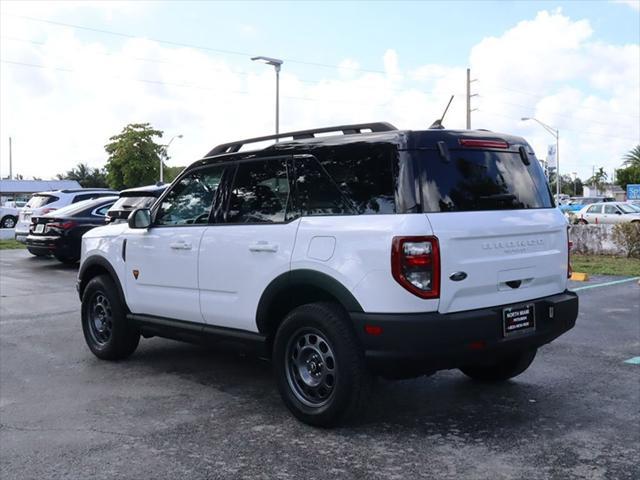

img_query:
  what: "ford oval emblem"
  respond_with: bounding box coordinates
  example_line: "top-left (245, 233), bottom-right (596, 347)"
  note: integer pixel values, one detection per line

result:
top-left (449, 271), bottom-right (467, 282)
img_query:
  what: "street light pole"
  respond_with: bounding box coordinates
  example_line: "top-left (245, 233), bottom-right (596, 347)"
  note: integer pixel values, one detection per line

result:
top-left (251, 56), bottom-right (283, 140)
top-left (521, 117), bottom-right (560, 199)
top-left (161, 134), bottom-right (183, 184)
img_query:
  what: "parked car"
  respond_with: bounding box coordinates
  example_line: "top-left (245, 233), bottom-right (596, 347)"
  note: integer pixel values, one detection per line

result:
top-left (0, 204), bottom-right (20, 229)
top-left (105, 184), bottom-right (166, 224)
top-left (15, 188), bottom-right (118, 248)
top-left (559, 196), bottom-right (615, 213)
top-left (25, 196), bottom-right (118, 263)
top-left (577, 201), bottom-right (640, 224)
top-left (78, 122), bottom-right (578, 427)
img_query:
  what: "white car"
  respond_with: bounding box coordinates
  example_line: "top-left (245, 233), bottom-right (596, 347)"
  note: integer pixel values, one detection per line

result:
top-left (0, 204), bottom-right (20, 228)
top-left (15, 189), bottom-right (118, 250)
top-left (77, 123), bottom-right (578, 427)
top-left (577, 202), bottom-right (640, 224)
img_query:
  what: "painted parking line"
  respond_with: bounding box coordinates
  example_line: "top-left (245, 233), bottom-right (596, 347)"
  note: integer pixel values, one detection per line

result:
top-left (623, 357), bottom-right (640, 365)
top-left (572, 277), bottom-right (640, 292)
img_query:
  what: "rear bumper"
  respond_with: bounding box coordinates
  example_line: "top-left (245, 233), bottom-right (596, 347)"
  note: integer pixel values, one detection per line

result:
top-left (25, 235), bottom-right (70, 256)
top-left (351, 291), bottom-right (578, 375)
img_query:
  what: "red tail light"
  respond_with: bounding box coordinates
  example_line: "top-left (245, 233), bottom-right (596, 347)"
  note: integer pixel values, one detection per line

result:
top-left (567, 227), bottom-right (573, 279)
top-left (47, 220), bottom-right (77, 231)
top-left (459, 139), bottom-right (509, 149)
top-left (391, 236), bottom-right (440, 299)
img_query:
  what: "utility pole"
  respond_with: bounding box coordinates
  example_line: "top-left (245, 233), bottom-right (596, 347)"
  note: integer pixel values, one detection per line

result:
top-left (9, 137), bottom-right (12, 180)
top-left (466, 68), bottom-right (478, 129)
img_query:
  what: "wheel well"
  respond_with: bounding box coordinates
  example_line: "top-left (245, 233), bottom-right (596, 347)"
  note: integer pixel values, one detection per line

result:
top-left (261, 284), bottom-right (348, 344)
top-left (79, 264), bottom-right (111, 298)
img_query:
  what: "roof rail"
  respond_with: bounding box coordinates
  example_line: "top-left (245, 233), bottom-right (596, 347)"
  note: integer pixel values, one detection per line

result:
top-left (205, 122), bottom-right (397, 156)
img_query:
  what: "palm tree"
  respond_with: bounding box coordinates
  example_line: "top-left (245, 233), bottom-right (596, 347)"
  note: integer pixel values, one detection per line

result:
top-left (587, 167), bottom-right (608, 195)
top-left (623, 145), bottom-right (640, 167)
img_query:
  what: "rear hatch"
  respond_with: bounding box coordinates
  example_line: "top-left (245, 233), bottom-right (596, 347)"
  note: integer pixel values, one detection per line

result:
top-left (19, 194), bottom-right (59, 231)
top-left (411, 137), bottom-right (568, 314)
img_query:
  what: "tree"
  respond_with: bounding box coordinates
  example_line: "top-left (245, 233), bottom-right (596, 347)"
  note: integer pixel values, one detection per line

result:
top-left (586, 167), bottom-right (608, 195)
top-left (57, 162), bottom-right (108, 188)
top-left (616, 165), bottom-right (640, 191)
top-left (104, 123), bottom-right (165, 190)
top-left (622, 145), bottom-right (640, 168)
top-left (164, 166), bottom-right (185, 183)
top-left (549, 174), bottom-right (583, 196)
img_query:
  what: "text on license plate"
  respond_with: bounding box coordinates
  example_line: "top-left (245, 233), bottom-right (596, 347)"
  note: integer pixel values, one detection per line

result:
top-left (503, 304), bottom-right (535, 337)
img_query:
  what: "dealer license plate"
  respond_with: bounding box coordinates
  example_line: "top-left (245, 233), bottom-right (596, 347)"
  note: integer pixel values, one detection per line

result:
top-left (502, 304), bottom-right (535, 337)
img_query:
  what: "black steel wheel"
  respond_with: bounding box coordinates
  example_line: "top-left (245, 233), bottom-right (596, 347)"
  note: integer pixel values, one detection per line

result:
top-left (81, 274), bottom-right (139, 360)
top-left (273, 302), bottom-right (371, 427)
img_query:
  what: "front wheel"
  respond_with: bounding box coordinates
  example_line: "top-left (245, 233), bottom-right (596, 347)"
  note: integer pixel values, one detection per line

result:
top-left (460, 349), bottom-right (537, 382)
top-left (81, 274), bottom-right (139, 360)
top-left (273, 302), bottom-right (371, 427)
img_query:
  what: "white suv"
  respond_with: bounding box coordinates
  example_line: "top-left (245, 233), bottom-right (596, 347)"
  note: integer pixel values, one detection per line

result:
top-left (78, 123), bottom-right (578, 427)
top-left (15, 189), bottom-right (117, 249)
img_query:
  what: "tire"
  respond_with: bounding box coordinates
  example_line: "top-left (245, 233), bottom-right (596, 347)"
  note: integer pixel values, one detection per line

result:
top-left (273, 302), bottom-right (371, 427)
top-left (1, 215), bottom-right (16, 229)
top-left (27, 247), bottom-right (49, 257)
top-left (81, 274), bottom-right (139, 360)
top-left (577, 219), bottom-right (588, 225)
top-left (460, 348), bottom-right (537, 383)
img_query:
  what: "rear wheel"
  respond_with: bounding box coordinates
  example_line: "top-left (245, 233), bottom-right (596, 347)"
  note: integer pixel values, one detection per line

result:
top-left (460, 349), bottom-right (537, 382)
top-left (273, 302), bottom-right (371, 427)
top-left (577, 219), bottom-right (588, 225)
top-left (1, 215), bottom-right (16, 229)
top-left (81, 274), bottom-right (139, 360)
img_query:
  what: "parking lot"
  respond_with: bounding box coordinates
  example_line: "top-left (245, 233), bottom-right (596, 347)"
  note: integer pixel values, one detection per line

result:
top-left (0, 249), bottom-right (638, 480)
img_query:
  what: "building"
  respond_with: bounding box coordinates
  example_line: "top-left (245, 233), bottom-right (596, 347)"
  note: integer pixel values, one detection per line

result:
top-left (582, 184), bottom-right (626, 201)
top-left (0, 179), bottom-right (82, 205)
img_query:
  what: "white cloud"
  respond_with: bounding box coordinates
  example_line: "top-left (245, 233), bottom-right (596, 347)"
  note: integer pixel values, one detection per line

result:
top-left (0, 8), bottom-right (638, 183)
top-left (612, 0), bottom-right (640, 12)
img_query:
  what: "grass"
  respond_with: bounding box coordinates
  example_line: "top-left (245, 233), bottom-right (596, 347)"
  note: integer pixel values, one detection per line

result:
top-left (572, 254), bottom-right (640, 277)
top-left (0, 239), bottom-right (25, 250)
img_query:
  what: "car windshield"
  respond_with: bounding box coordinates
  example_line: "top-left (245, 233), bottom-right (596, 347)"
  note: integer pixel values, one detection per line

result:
top-left (109, 195), bottom-right (158, 212)
top-left (413, 149), bottom-right (553, 212)
top-left (619, 204), bottom-right (638, 214)
top-left (26, 194), bottom-right (58, 208)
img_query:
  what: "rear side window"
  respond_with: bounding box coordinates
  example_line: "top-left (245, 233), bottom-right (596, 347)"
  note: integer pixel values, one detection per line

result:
top-left (587, 205), bottom-right (602, 214)
top-left (317, 146), bottom-right (397, 214)
top-left (26, 195), bottom-right (58, 208)
top-left (414, 149), bottom-right (553, 212)
top-left (226, 158), bottom-right (292, 224)
top-left (294, 156), bottom-right (352, 216)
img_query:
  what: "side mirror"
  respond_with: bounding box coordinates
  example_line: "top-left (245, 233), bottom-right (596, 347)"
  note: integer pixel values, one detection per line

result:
top-left (128, 208), bottom-right (151, 229)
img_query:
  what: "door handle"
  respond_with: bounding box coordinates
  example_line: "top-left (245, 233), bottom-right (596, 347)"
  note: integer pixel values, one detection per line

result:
top-left (249, 242), bottom-right (278, 253)
top-left (170, 241), bottom-right (192, 250)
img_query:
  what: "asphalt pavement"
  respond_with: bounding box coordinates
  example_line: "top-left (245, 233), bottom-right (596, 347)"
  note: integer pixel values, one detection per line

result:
top-left (1, 249), bottom-right (639, 480)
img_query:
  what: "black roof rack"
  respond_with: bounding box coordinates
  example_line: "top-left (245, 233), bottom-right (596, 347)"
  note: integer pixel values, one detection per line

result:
top-left (205, 122), bottom-right (397, 156)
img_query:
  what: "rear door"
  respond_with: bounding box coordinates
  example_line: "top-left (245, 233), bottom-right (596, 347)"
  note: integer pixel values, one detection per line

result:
top-left (198, 156), bottom-right (298, 332)
top-left (414, 146), bottom-right (567, 314)
top-left (124, 165), bottom-right (225, 322)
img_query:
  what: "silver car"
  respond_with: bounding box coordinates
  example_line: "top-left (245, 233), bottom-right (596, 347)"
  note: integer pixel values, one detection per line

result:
top-left (577, 202), bottom-right (640, 224)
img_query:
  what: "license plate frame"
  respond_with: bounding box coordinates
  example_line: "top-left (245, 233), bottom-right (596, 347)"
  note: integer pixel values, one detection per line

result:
top-left (34, 224), bottom-right (45, 234)
top-left (502, 303), bottom-right (535, 337)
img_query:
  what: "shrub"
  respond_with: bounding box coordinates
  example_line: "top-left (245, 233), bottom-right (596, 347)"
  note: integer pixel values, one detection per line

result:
top-left (611, 223), bottom-right (640, 258)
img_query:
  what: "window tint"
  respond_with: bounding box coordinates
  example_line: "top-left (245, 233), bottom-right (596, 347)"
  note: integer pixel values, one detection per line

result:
top-left (414, 149), bottom-right (553, 212)
top-left (318, 146), bottom-right (397, 214)
top-left (226, 159), bottom-right (291, 224)
top-left (94, 204), bottom-right (112, 216)
top-left (587, 205), bottom-right (602, 214)
top-left (295, 156), bottom-right (352, 216)
top-left (155, 166), bottom-right (224, 225)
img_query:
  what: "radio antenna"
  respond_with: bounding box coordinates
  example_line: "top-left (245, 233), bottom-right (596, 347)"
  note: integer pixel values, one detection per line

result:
top-left (429, 95), bottom-right (454, 129)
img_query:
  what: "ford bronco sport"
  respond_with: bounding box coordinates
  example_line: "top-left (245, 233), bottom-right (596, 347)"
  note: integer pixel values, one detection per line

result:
top-left (78, 122), bottom-right (578, 427)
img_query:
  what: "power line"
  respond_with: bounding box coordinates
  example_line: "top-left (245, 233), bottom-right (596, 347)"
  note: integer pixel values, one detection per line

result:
top-left (6, 14), bottom-right (388, 74)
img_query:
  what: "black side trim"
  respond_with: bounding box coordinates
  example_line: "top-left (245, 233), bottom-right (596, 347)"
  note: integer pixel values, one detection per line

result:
top-left (77, 256), bottom-right (127, 308)
top-left (255, 269), bottom-right (364, 334)
top-left (128, 314), bottom-right (267, 357)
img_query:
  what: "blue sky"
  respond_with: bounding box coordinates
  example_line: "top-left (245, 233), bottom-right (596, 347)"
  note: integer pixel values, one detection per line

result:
top-left (1, 0), bottom-right (639, 181)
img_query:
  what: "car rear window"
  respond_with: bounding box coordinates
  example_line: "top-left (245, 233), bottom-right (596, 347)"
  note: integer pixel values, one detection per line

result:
top-left (26, 195), bottom-right (58, 208)
top-left (109, 195), bottom-right (158, 212)
top-left (413, 149), bottom-right (553, 212)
